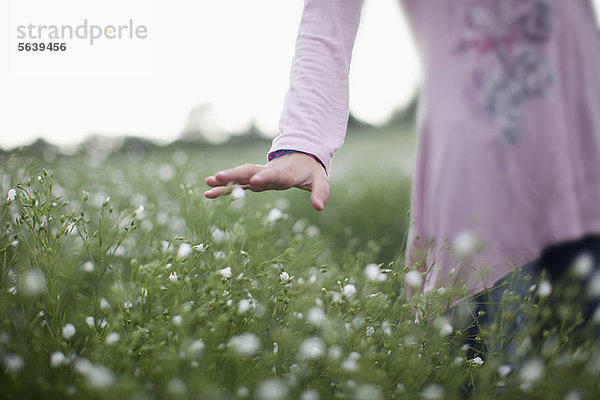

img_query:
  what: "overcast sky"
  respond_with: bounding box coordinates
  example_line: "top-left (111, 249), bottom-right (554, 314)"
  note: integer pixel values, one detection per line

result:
top-left (1, 0), bottom-right (599, 149)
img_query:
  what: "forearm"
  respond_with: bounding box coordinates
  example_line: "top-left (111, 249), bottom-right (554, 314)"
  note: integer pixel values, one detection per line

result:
top-left (268, 0), bottom-right (365, 176)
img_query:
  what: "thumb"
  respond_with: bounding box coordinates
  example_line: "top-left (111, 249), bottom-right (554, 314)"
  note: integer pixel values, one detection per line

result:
top-left (310, 173), bottom-right (330, 211)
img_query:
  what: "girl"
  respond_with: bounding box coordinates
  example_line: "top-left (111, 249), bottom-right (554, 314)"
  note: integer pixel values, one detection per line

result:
top-left (204, 0), bottom-right (600, 352)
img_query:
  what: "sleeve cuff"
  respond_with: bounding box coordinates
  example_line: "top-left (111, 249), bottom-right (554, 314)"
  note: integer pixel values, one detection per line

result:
top-left (267, 149), bottom-right (327, 173)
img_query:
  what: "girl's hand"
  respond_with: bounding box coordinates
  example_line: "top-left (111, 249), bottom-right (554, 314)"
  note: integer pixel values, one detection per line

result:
top-left (203, 152), bottom-right (329, 211)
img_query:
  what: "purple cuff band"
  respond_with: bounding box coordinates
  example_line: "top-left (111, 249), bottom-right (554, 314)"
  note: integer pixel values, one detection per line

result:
top-left (267, 149), bottom-right (326, 172)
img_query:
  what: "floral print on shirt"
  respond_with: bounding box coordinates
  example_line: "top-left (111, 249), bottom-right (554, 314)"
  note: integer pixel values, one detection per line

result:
top-left (456, 0), bottom-right (554, 144)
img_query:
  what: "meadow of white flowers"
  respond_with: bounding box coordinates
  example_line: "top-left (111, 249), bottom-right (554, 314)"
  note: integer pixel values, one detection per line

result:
top-left (1, 134), bottom-right (600, 399)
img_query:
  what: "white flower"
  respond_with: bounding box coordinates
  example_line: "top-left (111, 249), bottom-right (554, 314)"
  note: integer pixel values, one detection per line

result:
top-left (105, 332), bottom-right (120, 346)
top-left (331, 291), bottom-right (342, 302)
top-left (366, 326), bottom-right (375, 336)
top-left (187, 339), bottom-right (205, 357)
top-left (215, 251), bottom-right (226, 259)
top-left (123, 301), bottom-right (133, 310)
top-left (587, 272), bottom-right (600, 298)
top-left (306, 225), bottom-right (320, 237)
top-left (353, 384), bottom-right (382, 400)
top-left (519, 359), bottom-right (545, 385)
top-left (7, 188), bottom-right (17, 202)
top-left (405, 271), bottom-right (423, 289)
top-left (364, 263), bottom-right (380, 281)
top-left (307, 306), bottom-right (326, 326)
top-left (468, 356), bottom-right (484, 366)
top-left (4, 353), bottom-right (25, 374)
top-left (564, 390), bottom-right (582, 400)
top-left (193, 243), bottom-right (207, 252)
top-left (420, 384), bottom-right (445, 400)
top-left (255, 378), bottom-right (289, 400)
top-left (172, 315), bottom-right (182, 326)
top-left (364, 263), bottom-right (386, 282)
top-left (274, 198), bottom-right (290, 210)
top-left (293, 220), bottom-right (306, 233)
top-left (134, 205), bottom-right (145, 219)
top-left (343, 284), bottom-right (357, 298)
top-left (81, 261), bottom-right (94, 272)
top-left (439, 323), bottom-right (453, 337)
top-left (85, 316), bottom-right (95, 327)
top-left (50, 351), bottom-right (66, 367)
top-left (300, 389), bottom-right (320, 400)
top-left (452, 231), bottom-right (478, 257)
top-left (211, 227), bottom-right (228, 243)
top-left (298, 337), bottom-right (325, 359)
top-left (169, 271), bottom-right (178, 283)
top-left (231, 186), bottom-right (245, 200)
top-left (74, 358), bottom-right (115, 389)
top-left (592, 305), bottom-right (600, 324)
top-left (177, 243), bottom-right (193, 258)
top-left (237, 299), bottom-right (256, 315)
top-left (158, 164), bottom-right (176, 181)
top-left (328, 345), bottom-right (342, 360)
top-left (382, 321), bottom-right (392, 335)
top-left (573, 252), bottom-right (594, 278)
top-left (537, 280), bottom-right (552, 298)
top-left (516, 336), bottom-right (533, 357)
top-left (433, 316), bottom-right (453, 337)
top-left (341, 358), bottom-right (358, 372)
top-left (280, 271), bottom-right (290, 282)
top-left (219, 267), bottom-right (232, 279)
top-left (167, 378), bottom-right (187, 394)
top-left (266, 208), bottom-right (283, 223)
top-left (237, 386), bottom-right (250, 398)
top-left (497, 364), bottom-right (513, 378)
top-left (228, 332), bottom-right (261, 357)
top-left (22, 269), bottom-right (46, 296)
top-left (62, 323), bottom-right (76, 339)
top-left (528, 284), bottom-right (537, 293)
top-left (140, 287), bottom-right (148, 304)
top-left (341, 352), bottom-right (361, 372)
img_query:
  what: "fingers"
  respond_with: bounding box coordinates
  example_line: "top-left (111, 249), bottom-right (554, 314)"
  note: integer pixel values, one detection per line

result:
top-left (310, 173), bottom-right (330, 211)
top-left (204, 175), bottom-right (221, 187)
top-left (203, 185), bottom-right (230, 199)
top-left (204, 184), bottom-right (251, 199)
top-left (207, 164), bottom-right (264, 187)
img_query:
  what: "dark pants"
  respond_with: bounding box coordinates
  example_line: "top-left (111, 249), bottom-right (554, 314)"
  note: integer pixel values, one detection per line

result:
top-left (450, 234), bottom-right (600, 363)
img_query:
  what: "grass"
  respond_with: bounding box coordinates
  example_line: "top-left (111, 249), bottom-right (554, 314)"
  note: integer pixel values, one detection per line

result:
top-left (1, 124), bottom-right (600, 399)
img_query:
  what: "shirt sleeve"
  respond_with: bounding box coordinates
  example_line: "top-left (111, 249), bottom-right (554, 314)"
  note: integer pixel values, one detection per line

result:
top-left (268, 0), bottom-right (365, 176)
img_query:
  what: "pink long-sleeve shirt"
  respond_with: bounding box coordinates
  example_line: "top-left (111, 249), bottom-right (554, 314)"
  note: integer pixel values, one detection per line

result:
top-left (269, 0), bottom-right (600, 303)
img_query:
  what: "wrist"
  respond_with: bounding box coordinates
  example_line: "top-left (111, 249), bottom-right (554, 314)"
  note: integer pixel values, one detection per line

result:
top-left (268, 149), bottom-right (326, 172)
